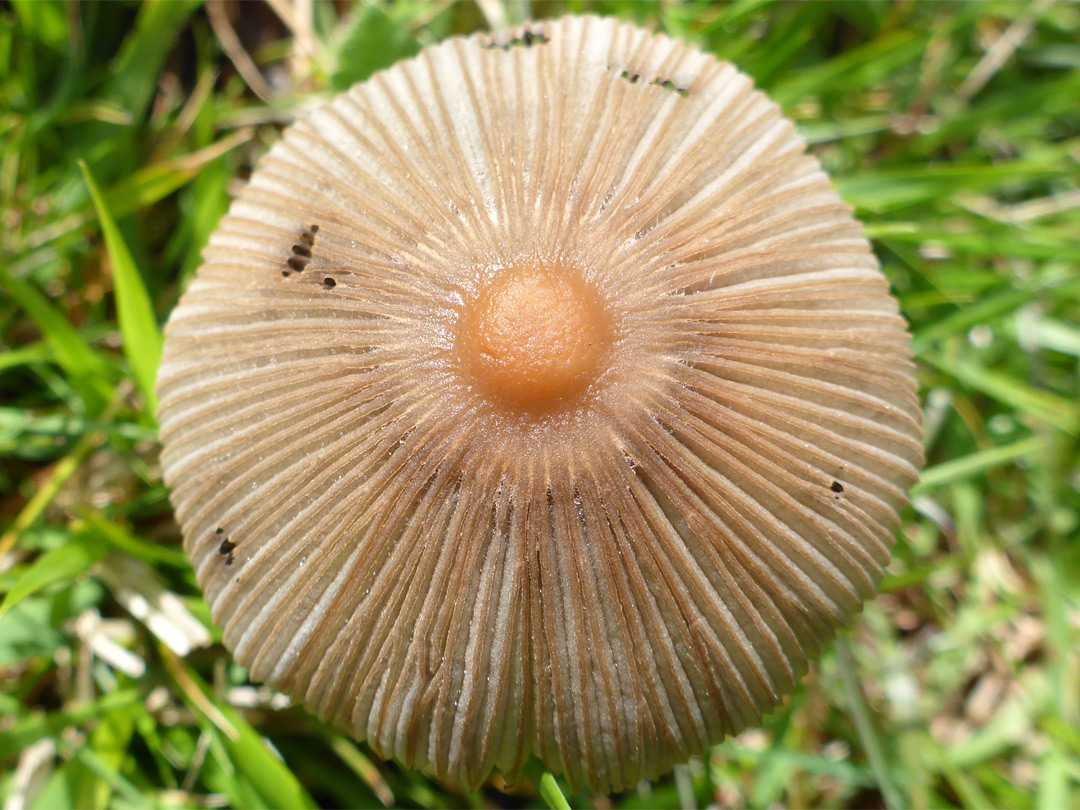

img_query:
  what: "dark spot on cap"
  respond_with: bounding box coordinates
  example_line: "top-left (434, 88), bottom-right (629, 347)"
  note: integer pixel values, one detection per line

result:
top-left (651, 77), bottom-right (689, 97)
top-left (483, 29), bottom-right (549, 50)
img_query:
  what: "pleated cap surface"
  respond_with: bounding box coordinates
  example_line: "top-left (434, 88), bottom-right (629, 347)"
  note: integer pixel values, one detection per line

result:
top-left (157, 15), bottom-right (924, 794)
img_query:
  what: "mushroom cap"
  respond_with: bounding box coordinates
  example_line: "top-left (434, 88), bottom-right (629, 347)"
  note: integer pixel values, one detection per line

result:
top-left (157, 15), bottom-right (924, 794)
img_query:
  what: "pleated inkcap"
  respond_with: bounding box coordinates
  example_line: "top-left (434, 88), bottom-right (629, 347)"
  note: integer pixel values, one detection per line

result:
top-left (157, 15), bottom-right (924, 794)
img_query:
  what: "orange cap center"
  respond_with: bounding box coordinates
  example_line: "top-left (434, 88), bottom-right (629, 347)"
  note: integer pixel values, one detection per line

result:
top-left (457, 263), bottom-right (612, 409)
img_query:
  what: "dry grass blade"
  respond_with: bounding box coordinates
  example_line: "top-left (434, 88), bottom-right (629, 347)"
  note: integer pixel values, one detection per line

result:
top-left (206, 0), bottom-right (274, 102)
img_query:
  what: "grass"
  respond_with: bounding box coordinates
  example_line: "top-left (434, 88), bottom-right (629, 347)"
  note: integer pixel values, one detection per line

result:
top-left (1, 0), bottom-right (1079, 808)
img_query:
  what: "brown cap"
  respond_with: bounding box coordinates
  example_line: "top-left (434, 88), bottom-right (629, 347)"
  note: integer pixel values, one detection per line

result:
top-left (157, 15), bottom-right (923, 794)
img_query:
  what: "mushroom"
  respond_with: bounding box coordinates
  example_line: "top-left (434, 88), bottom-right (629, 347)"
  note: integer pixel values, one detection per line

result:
top-left (157, 15), bottom-right (923, 794)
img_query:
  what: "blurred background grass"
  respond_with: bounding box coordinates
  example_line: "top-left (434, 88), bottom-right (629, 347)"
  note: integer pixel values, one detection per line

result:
top-left (1, 1), bottom-right (1079, 808)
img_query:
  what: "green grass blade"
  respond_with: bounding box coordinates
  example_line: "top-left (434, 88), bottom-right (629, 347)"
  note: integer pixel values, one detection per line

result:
top-left (524, 757), bottom-right (572, 810)
top-left (0, 265), bottom-right (113, 412)
top-left (331, 4), bottom-right (421, 90)
top-left (0, 395), bottom-right (119, 558)
top-left (836, 158), bottom-right (1071, 213)
top-left (24, 129), bottom-right (252, 252)
top-left (9, 0), bottom-right (67, 49)
top-left (835, 640), bottom-right (904, 810)
top-left (911, 435), bottom-right (1051, 495)
top-left (713, 739), bottom-right (875, 784)
top-left (327, 734), bottom-right (394, 807)
top-left (0, 690), bottom-right (140, 760)
top-left (0, 344), bottom-right (52, 374)
top-left (162, 647), bottom-right (318, 810)
top-left (769, 29), bottom-right (925, 106)
top-left (66, 705), bottom-right (142, 810)
top-left (105, 0), bottom-right (201, 115)
top-left (79, 159), bottom-right (163, 414)
top-left (911, 286), bottom-right (1041, 354)
top-left (1036, 751), bottom-right (1069, 810)
top-left (79, 513), bottom-right (191, 568)
top-left (538, 771), bottom-right (573, 810)
top-left (924, 352), bottom-right (1080, 434)
top-left (1014, 315), bottom-right (1080, 359)
top-left (0, 531), bottom-right (109, 619)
